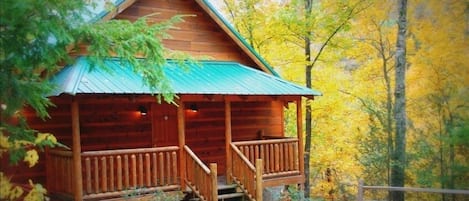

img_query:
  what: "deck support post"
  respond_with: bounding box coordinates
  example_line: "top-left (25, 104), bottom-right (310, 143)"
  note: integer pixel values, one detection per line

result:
top-left (71, 99), bottom-right (83, 201)
top-left (256, 159), bottom-right (263, 201)
top-left (296, 99), bottom-right (305, 187)
top-left (177, 102), bottom-right (186, 189)
top-left (225, 100), bottom-right (232, 184)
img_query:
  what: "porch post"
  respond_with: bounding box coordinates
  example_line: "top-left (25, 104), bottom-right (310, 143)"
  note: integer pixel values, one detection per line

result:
top-left (296, 99), bottom-right (305, 177)
top-left (177, 102), bottom-right (186, 188)
top-left (71, 99), bottom-right (83, 201)
top-left (225, 100), bottom-right (232, 184)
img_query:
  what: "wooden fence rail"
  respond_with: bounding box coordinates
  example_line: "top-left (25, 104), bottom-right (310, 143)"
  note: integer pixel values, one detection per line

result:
top-left (357, 179), bottom-right (469, 201)
top-left (183, 145), bottom-right (217, 201)
top-left (233, 138), bottom-right (299, 178)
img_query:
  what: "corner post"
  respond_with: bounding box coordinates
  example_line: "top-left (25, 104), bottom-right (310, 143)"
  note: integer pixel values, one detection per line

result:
top-left (71, 99), bottom-right (83, 201)
top-left (210, 163), bottom-right (218, 201)
top-left (177, 102), bottom-right (186, 188)
top-left (225, 100), bottom-right (232, 184)
top-left (296, 99), bottom-right (305, 179)
top-left (256, 159), bottom-right (263, 201)
top-left (357, 179), bottom-right (364, 201)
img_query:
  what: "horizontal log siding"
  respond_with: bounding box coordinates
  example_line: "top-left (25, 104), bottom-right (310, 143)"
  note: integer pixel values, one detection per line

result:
top-left (185, 102), bottom-right (226, 174)
top-left (115, 0), bottom-right (259, 68)
top-left (232, 101), bottom-right (284, 141)
top-left (77, 100), bottom-right (152, 151)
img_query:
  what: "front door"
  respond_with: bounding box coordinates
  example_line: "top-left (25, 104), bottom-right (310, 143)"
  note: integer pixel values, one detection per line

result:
top-left (152, 103), bottom-right (178, 147)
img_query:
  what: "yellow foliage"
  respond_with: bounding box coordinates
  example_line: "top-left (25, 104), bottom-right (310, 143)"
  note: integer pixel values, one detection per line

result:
top-left (24, 180), bottom-right (47, 201)
top-left (0, 173), bottom-right (47, 201)
top-left (34, 133), bottom-right (57, 144)
top-left (0, 172), bottom-right (24, 200)
top-left (0, 133), bottom-right (9, 152)
top-left (24, 149), bottom-right (39, 168)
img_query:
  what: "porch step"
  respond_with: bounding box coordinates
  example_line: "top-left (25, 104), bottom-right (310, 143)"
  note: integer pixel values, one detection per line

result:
top-left (218, 192), bottom-right (245, 201)
top-left (217, 184), bottom-right (245, 201)
top-left (218, 184), bottom-right (238, 194)
top-left (183, 181), bottom-right (246, 201)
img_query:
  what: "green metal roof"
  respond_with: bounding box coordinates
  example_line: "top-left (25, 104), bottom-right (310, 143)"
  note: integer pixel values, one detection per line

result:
top-left (49, 57), bottom-right (321, 97)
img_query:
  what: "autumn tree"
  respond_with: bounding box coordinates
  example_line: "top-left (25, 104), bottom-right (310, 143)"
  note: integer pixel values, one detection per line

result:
top-left (405, 0), bottom-right (469, 199)
top-left (390, 0), bottom-right (407, 200)
top-left (222, 0), bottom-right (369, 199)
top-left (0, 1), bottom-right (185, 199)
top-left (350, 0), bottom-right (468, 200)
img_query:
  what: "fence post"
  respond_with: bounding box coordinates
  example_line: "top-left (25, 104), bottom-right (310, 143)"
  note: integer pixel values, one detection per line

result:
top-left (357, 179), bottom-right (364, 201)
top-left (210, 163), bottom-right (218, 201)
top-left (256, 159), bottom-right (263, 201)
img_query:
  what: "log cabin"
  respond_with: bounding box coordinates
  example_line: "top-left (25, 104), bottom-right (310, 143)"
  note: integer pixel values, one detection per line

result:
top-left (3, 0), bottom-right (321, 200)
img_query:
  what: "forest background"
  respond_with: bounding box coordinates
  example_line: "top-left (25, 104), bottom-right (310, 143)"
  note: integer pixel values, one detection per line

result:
top-left (217, 0), bottom-right (469, 200)
top-left (0, 0), bottom-right (467, 200)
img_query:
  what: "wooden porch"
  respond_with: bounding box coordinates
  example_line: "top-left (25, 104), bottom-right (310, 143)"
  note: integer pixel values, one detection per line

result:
top-left (46, 137), bottom-right (303, 201)
top-left (44, 97), bottom-right (305, 201)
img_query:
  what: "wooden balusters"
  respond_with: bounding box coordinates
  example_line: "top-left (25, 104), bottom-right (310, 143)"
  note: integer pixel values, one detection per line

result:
top-left (145, 153), bottom-right (151, 187)
top-left (80, 146), bottom-right (179, 197)
top-left (233, 138), bottom-right (301, 178)
top-left (117, 156), bottom-right (122, 191)
top-left (230, 143), bottom-right (257, 200)
top-left (183, 145), bottom-right (217, 201)
top-left (47, 149), bottom-right (74, 195)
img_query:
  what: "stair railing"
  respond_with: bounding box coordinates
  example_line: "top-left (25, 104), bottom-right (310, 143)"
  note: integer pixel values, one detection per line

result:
top-left (183, 145), bottom-right (217, 201)
top-left (230, 143), bottom-right (263, 201)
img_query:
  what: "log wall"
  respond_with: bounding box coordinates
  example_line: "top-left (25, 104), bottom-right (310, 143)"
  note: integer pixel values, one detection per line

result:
top-left (114, 0), bottom-right (259, 68)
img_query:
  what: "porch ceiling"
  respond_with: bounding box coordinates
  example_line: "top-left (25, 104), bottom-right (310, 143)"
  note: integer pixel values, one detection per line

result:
top-left (49, 57), bottom-right (321, 97)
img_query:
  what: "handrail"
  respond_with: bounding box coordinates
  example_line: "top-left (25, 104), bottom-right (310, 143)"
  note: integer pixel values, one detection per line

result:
top-left (184, 146), bottom-right (210, 173)
top-left (232, 138), bottom-right (297, 146)
top-left (81, 146), bottom-right (179, 157)
top-left (183, 145), bottom-right (217, 201)
top-left (230, 143), bottom-right (261, 201)
top-left (49, 149), bottom-right (73, 157)
top-left (230, 144), bottom-right (256, 171)
top-left (357, 179), bottom-right (469, 201)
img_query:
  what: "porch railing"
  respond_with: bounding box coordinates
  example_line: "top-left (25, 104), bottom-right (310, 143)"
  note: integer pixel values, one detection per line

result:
top-left (183, 145), bottom-right (217, 201)
top-left (230, 143), bottom-right (263, 201)
top-left (233, 138), bottom-right (300, 178)
top-left (47, 147), bottom-right (180, 200)
top-left (81, 146), bottom-right (180, 199)
top-left (47, 149), bottom-right (74, 196)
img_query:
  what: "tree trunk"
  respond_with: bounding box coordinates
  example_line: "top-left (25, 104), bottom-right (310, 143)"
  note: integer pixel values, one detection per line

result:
top-left (304, 0), bottom-right (313, 199)
top-left (391, 0), bottom-right (407, 201)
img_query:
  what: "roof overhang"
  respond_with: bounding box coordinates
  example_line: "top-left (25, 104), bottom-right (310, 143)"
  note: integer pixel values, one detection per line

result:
top-left (49, 57), bottom-right (321, 99)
